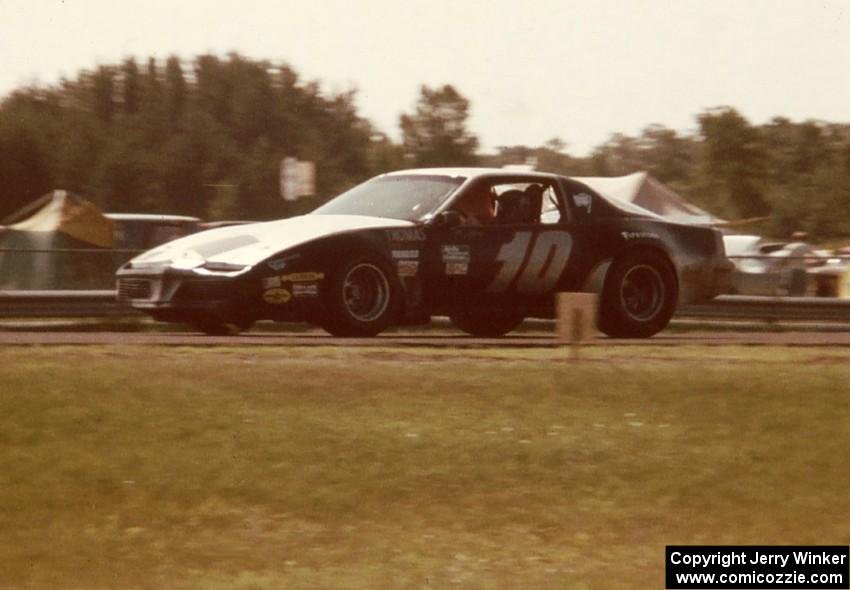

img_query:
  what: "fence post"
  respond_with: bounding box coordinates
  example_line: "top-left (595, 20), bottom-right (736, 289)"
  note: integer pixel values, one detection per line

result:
top-left (556, 293), bottom-right (598, 359)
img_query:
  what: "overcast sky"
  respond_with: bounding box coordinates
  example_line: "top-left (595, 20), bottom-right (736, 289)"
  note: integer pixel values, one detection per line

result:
top-left (2, 0), bottom-right (848, 155)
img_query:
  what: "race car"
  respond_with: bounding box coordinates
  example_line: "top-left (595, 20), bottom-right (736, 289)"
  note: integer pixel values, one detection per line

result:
top-left (117, 168), bottom-right (732, 337)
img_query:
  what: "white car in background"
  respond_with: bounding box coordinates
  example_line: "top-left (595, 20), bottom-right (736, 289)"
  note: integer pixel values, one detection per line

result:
top-left (723, 234), bottom-right (836, 296)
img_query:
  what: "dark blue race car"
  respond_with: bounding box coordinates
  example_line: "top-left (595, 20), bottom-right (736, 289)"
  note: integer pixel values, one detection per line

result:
top-left (117, 168), bottom-right (732, 337)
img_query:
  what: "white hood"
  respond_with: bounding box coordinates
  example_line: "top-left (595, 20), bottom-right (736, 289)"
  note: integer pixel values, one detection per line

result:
top-left (131, 214), bottom-right (413, 268)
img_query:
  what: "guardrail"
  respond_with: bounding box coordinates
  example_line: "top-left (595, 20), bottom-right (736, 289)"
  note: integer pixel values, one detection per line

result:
top-left (679, 295), bottom-right (850, 323)
top-left (0, 290), bottom-right (137, 318)
top-left (0, 247), bottom-right (144, 291)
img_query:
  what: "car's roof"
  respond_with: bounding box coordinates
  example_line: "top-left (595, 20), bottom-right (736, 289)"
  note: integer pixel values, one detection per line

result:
top-left (385, 167), bottom-right (560, 180)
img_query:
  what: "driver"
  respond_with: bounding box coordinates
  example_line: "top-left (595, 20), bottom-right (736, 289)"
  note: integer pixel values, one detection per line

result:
top-left (451, 186), bottom-right (495, 225)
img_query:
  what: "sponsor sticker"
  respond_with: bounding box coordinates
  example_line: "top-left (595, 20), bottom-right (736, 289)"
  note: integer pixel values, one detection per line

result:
top-left (267, 254), bottom-right (300, 271)
top-left (397, 260), bottom-right (419, 277)
top-left (573, 192), bottom-right (593, 212)
top-left (392, 249), bottom-right (420, 260)
top-left (292, 283), bottom-right (319, 297)
top-left (261, 276), bottom-right (282, 289)
top-left (386, 228), bottom-right (426, 242)
top-left (441, 244), bottom-right (470, 263)
top-left (445, 262), bottom-right (468, 276)
top-left (621, 231), bottom-right (660, 240)
top-left (280, 271), bottom-right (325, 282)
top-left (263, 288), bottom-right (291, 304)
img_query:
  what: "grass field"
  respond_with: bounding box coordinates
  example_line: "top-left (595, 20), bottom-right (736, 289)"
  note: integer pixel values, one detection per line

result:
top-left (1, 345), bottom-right (849, 589)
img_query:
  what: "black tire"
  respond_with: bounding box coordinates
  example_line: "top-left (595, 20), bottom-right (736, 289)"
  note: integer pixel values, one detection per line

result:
top-left (598, 250), bottom-right (677, 338)
top-left (321, 254), bottom-right (402, 337)
top-left (189, 314), bottom-right (254, 336)
top-left (450, 308), bottom-right (524, 337)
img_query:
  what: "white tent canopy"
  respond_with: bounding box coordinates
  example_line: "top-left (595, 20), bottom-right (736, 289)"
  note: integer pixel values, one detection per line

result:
top-left (571, 171), bottom-right (720, 225)
top-left (5, 189), bottom-right (114, 247)
top-left (0, 190), bottom-right (115, 289)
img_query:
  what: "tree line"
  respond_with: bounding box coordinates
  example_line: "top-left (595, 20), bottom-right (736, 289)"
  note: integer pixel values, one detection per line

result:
top-left (1, 53), bottom-right (849, 241)
top-left (491, 111), bottom-right (850, 241)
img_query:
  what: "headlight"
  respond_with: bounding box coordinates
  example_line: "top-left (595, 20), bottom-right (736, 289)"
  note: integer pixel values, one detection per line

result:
top-left (201, 261), bottom-right (248, 272)
top-left (170, 250), bottom-right (205, 270)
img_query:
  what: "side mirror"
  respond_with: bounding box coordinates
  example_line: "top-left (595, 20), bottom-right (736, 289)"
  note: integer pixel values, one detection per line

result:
top-left (434, 210), bottom-right (464, 228)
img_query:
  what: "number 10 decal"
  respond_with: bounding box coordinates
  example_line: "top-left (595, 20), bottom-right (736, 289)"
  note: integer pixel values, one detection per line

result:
top-left (485, 230), bottom-right (572, 293)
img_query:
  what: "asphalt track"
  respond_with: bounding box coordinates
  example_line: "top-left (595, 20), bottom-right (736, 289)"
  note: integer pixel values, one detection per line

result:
top-left (2, 329), bottom-right (850, 346)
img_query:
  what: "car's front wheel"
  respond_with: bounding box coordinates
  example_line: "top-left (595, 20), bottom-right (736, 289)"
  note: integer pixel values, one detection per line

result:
top-left (598, 250), bottom-right (677, 338)
top-left (450, 308), bottom-right (524, 337)
top-left (321, 255), bottom-right (401, 337)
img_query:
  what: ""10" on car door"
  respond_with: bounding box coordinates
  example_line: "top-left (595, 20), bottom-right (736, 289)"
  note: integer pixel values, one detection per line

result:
top-left (426, 180), bottom-right (578, 305)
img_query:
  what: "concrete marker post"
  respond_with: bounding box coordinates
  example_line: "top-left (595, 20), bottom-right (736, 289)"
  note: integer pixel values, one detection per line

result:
top-left (556, 293), bottom-right (598, 360)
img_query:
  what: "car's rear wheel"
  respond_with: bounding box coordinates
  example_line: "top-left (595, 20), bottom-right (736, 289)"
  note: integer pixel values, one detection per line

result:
top-left (321, 255), bottom-right (401, 337)
top-left (450, 308), bottom-right (524, 337)
top-left (598, 250), bottom-right (677, 338)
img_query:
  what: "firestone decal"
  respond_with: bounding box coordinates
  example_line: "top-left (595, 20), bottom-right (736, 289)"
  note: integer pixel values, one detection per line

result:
top-left (621, 231), bottom-right (660, 240)
top-left (263, 288), bottom-right (291, 304)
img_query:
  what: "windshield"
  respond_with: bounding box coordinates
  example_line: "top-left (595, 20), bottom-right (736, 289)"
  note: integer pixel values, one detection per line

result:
top-left (312, 174), bottom-right (464, 221)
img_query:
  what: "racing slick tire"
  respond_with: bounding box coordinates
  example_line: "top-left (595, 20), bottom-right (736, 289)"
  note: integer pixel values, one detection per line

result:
top-left (189, 314), bottom-right (254, 336)
top-left (598, 249), bottom-right (677, 338)
top-left (449, 308), bottom-right (524, 337)
top-left (321, 254), bottom-right (402, 337)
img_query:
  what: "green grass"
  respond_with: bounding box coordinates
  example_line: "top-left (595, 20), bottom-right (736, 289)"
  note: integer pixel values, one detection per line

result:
top-left (1, 345), bottom-right (849, 589)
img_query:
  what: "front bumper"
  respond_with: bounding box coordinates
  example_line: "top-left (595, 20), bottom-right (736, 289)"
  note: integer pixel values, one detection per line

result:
top-left (116, 267), bottom-right (241, 315)
top-left (116, 265), bottom-right (321, 322)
